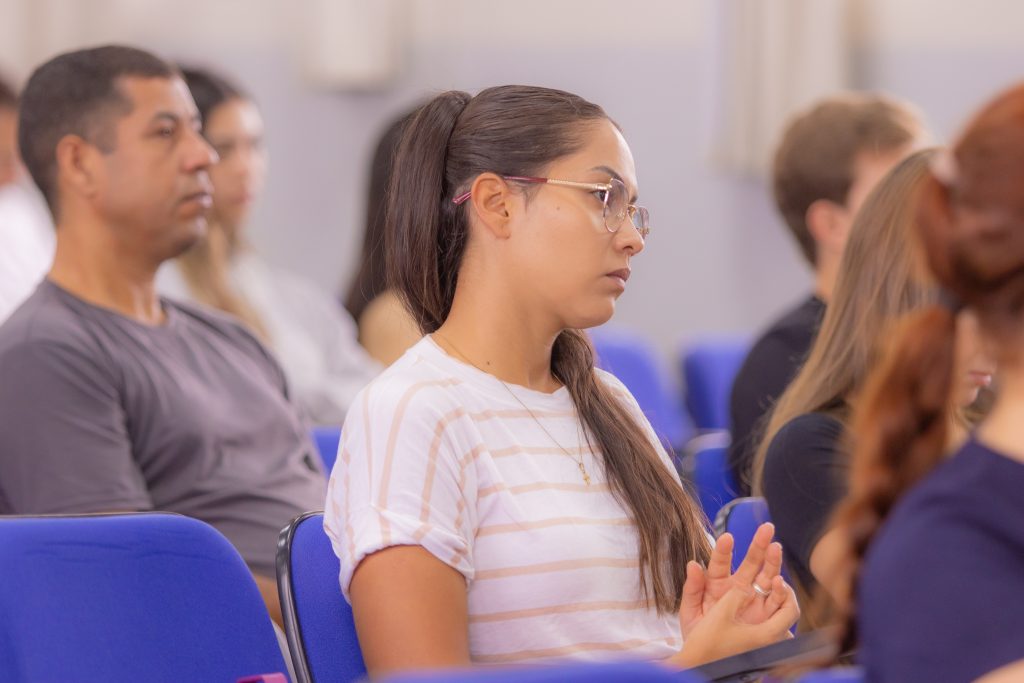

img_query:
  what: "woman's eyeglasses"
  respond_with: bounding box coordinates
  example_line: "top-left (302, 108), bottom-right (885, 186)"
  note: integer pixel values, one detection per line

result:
top-left (452, 175), bottom-right (650, 240)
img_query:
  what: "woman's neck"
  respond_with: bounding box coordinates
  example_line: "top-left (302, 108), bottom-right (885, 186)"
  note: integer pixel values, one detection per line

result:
top-left (976, 366), bottom-right (1024, 464)
top-left (434, 283), bottom-right (562, 393)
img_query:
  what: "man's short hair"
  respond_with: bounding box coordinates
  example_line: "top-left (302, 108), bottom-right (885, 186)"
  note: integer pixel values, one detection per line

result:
top-left (772, 93), bottom-right (922, 266)
top-left (18, 45), bottom-right (176, 214)
top-left (0, 75), bottom-right (16, 109)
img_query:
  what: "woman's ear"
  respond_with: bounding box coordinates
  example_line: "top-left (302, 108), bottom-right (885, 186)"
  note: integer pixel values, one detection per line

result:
top-left (468, 172), bottom-right (515, 239)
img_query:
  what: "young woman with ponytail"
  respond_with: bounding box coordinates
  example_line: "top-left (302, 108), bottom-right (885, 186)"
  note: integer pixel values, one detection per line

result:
top-left (751, 151), bottom-right (994, 604)
top-left (831, 83), bottom-right (1024, 681)
top-left (323, 86), bottom-right (798, 675)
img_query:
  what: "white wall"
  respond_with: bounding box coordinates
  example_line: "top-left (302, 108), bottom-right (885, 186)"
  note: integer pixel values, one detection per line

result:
top-left (1, 0), bottom-right (1022, 359)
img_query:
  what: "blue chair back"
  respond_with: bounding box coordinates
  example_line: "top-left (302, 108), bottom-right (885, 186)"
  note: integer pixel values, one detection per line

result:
top-left (0, 513), bottom-right (288, 682)
top-left (278, 511), bottom-right (366, 683)
top-left (382, 660), bottom-right (704, 682)
top-left (680, 435), bottom-right (740, 523)
top-left (590, 327), bottom-right (692, 450)
top-left (796, 668), bottom-right (864, 682)
top-left (312, 426), bottom-right (342, 473)
top-left (680, 337), bottom-right (749, 431)
top-left (714, 497), bottom-right (772, 574)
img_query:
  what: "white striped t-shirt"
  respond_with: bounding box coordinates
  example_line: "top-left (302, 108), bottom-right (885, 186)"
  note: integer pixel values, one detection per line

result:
top-left (324, 336), bottom-right (683, 665)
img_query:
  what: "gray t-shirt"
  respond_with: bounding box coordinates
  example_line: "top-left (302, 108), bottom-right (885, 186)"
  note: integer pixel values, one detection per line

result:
top-left (0, 280), bottom-right (326, 577)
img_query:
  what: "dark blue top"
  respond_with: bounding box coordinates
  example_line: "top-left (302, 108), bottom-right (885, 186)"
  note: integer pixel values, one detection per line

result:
top-left (728, 295), bottom-right (826, 494)
top-left (858, 438), bottom-right (1024, 682)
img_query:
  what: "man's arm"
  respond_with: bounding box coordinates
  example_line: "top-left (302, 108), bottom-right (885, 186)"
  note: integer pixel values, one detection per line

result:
top-left (0, 339), bottom-right (152, 513)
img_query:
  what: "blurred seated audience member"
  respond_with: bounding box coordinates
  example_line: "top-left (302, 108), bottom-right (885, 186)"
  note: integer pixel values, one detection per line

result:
top-left (751, 150), bottom-right (994, 605)
top-left (0, 46), bottom-right (326, 625)
top-left (0, 73), bottom-right (54, 324)
top-left (729, 94), bottom-right (925, 494)
top-left (828, 82), bottom-right (1024, 683)
top-left (343, 109), bottom-right (420, 366)
top-left (160, 67), bottom-right (380, 424)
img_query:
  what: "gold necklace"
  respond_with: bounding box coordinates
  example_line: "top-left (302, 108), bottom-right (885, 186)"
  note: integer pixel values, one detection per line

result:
top-left (432, 332), bottom-right (592, 485)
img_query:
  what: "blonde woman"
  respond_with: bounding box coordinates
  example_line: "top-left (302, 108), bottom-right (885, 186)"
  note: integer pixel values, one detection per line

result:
top-left (751, 150), bottom-right (994, 598)
top-left (161, 67), bottom-right (380, 424)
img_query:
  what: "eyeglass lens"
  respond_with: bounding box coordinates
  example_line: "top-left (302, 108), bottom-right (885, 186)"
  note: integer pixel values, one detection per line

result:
top-left (603, 178), bottom-right (649, 237)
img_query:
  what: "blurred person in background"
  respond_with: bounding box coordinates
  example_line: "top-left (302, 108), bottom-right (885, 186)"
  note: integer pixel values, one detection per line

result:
top-left (0, 45), bottom-right (327, 625)
top-left (750, 150), bottom-right (993, 611)
top-left (829, 82), bottom-right (1024, 682)
top-left (0, 73), bottom-right (55, 324)
top-left (161, 66), bottom-right (380, 424)
top-left (728, 93), bottom-right (926, 494)
top-left (344, 108), bottom-right (421, 366)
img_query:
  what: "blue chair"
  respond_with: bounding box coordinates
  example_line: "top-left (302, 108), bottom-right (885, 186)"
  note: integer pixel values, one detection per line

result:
top-left (713, 497), bottom-right (773, 574)
top-left (278, 511), bottom-right (366, 683)
top-left (0, 513), bottom-right (288, 682)
top-left (590, 327), bottom-right (692, 451)
top-left (382, 660), bottom-right (704, 682)
top-left (679, 337), bottom-right (750, 431)
top-left (312, 426), bottom-right (342, 473)
top-left (796, 668), bottom-right (864, 682)
top-left (679, 434), bottom-right (740, 523)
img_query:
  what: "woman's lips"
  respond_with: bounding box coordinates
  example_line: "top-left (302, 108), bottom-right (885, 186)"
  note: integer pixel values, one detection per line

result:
top-left (607, 268), bottom-right (631, 287)
top-left (967, 371), bottom-right (994, 387)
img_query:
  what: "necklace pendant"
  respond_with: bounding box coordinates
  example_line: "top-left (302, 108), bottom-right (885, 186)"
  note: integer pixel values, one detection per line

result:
top-left (579, 461), bottom-right (591, 486)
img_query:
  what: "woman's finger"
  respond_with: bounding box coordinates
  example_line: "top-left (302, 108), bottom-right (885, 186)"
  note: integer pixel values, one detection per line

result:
top-left (680, 560), bottom-right (706, 616)
top-left (751, 541), bottom-right (784, 601)
top-left (706, 532), bottom-right (734, 582)
top-left (733, 523), bottom-right (775, 585)
top-left (762, 571), bottom-right (789, 614)
top-left (763, 576), bottom-right (800, 633)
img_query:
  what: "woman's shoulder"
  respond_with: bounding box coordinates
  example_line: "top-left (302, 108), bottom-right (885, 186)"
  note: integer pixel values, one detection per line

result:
top-left (358, 291), bottom-right (422, 365)
top-left (769, 412), bottom-right (845, 454)
top-left (359, 336), bottom-right (451, 389)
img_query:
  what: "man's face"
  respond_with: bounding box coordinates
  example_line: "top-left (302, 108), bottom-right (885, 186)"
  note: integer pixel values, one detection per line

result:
top-left (0, 106), bottom-right (19, 187)
top-left (92, 76), bottom-right (216, 263)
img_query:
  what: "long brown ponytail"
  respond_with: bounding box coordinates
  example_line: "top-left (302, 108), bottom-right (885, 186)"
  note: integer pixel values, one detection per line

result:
top-left (830, 82), bottom-right (1024, 651)
top-left (386, 86), bottom-right (711, 613)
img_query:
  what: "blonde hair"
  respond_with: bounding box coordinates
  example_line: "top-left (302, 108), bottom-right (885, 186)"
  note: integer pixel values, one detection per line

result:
top-left (751, 149), bottom-right (937, 495)
top-left (175, 223), bottom-right (269, 341)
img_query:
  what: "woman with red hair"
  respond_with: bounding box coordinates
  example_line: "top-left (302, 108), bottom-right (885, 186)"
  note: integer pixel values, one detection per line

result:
top-left (832, 83), bottom-right (1024, 681)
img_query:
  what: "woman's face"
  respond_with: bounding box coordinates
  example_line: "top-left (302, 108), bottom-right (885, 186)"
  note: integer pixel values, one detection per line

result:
top-left (203, 97), bottom-right (267, 238)
top-left (954, 309), bottom-right (997, 407)
top-left (504, 119), bottom-right (646, 330)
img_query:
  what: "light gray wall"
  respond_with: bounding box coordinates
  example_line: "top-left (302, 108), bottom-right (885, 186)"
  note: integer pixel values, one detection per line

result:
top-left (1, 0), bottom-right (1022, 360)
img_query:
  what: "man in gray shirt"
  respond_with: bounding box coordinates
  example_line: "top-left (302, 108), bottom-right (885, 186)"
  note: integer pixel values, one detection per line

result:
top-left (0, 45), bottom-right (325, 624)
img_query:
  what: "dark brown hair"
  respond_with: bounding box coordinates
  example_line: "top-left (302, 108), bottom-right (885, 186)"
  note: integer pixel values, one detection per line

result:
top-left (386, 85), bottom-right (711, 612)
top-left (0, 74), bottom-right (16, 109)
top-left (344, 107), bottom-right (417, 322)
top-left (830, 83), bottom-right (1024, 652)
top-left (18, 45), bottom-right (176, 214)
top-left (173, 66), bottom-right (268, 340)
top-left (773, 93), bottom-right (922, 266)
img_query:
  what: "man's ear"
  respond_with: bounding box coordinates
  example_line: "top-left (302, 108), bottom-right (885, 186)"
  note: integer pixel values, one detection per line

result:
top-left (467, 172), bottom-right (515, 239)
top-left (54, 134), bottom-right (103, 202)
top-left (805, 198), bottom-right (848, 254)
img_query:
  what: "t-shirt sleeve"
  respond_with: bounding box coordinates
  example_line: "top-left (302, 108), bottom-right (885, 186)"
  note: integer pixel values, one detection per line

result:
top-left (760, 413), bottom-right (846, 582)
top-left (323, 379), bottom-right (476, 598)
top-left (0, 339), bottom-right (152, 513)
